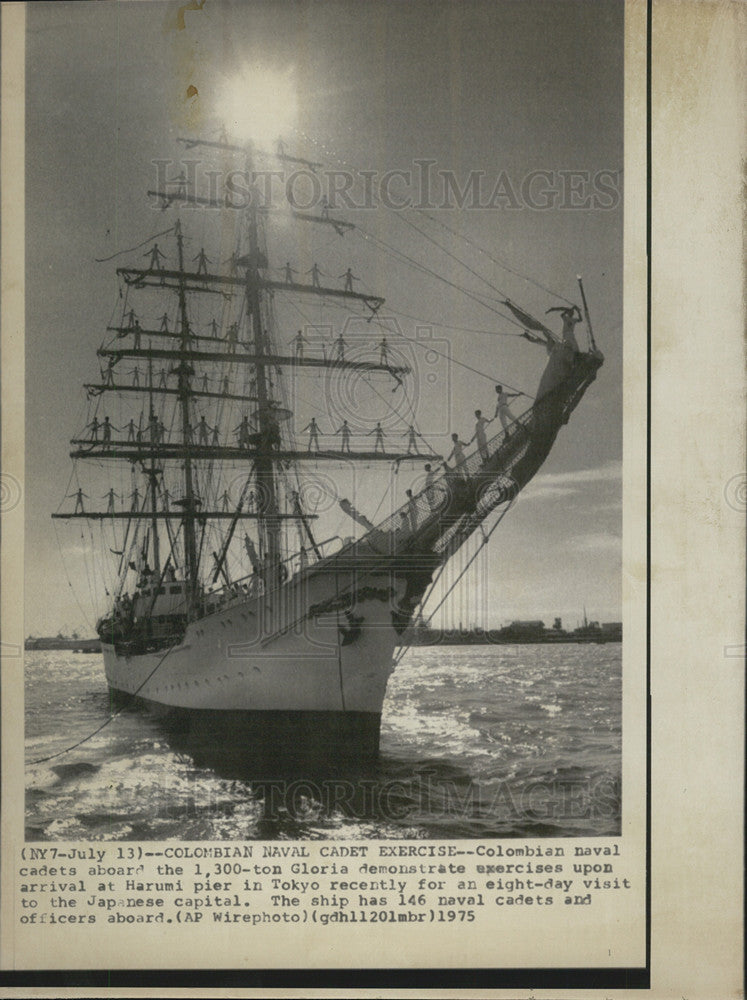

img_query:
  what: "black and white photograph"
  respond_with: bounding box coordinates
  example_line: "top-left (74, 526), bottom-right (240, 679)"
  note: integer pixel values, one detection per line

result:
top-left (22, 0), bottom-right (625, 844)
top-left (4, 0), bottom-right (746, 991)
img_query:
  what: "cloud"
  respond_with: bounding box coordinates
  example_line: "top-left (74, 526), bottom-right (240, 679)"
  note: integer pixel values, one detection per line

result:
top-left (573, 531), bottom-right (622, 552)
top-left (521, 460), bottom-right (622, 503)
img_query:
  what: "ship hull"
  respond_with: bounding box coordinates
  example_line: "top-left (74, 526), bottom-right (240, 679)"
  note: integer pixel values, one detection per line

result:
top-left (107, 695), bottom-right (381, 771)
top-left (102, 575), bottom-right (413, 768)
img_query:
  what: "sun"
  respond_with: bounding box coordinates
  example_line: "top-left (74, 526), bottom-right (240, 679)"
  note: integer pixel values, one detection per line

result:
top-left (219, 64), bottom-right (298, 146)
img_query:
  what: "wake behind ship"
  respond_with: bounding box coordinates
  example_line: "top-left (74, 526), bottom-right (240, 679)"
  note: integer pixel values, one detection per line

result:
top-left (53, 134), bottom-right (603, 767)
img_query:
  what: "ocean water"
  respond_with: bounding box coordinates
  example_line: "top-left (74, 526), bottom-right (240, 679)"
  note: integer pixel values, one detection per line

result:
top-left (25, 644), bottom-right (621, 841)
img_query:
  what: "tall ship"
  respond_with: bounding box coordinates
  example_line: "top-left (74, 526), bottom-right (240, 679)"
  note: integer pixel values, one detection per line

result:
top-left (53, 134), bottom-right (603, 764)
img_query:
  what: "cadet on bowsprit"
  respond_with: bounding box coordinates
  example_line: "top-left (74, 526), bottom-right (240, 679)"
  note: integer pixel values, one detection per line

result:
top-left (423, 462), bottom-right (440, 510)
top-left (446, 433), bottom-right (469, 477)
top-left (494, 384), bottom-right (521, 433)
top-left (470, 410), bottom-right (491, 461)
top-left (546, 303), bottom-right (582, 352)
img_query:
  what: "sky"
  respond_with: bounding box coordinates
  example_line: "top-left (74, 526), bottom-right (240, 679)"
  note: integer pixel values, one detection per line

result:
top-left (24, 0), bottom-right (623, 635)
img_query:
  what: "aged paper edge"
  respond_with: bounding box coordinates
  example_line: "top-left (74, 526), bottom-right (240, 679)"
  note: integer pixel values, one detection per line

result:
top-left (1, 0), bottom-right (744, 996)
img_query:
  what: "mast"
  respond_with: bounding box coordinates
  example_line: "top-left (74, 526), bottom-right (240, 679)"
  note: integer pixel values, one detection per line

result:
top-left (174, 219), bottom-right (199, 609)
top-left (146, 354), bottom-right (161, 576)
top-left (244, 143), bottom-right (280, 582)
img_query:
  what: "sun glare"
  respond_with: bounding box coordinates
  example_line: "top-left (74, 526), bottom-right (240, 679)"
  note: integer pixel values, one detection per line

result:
top-left (219, 65), bottom-right (298, 146)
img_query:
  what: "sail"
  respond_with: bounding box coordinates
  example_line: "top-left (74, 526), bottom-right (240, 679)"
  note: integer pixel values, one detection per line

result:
top-left (503, 299), bottom-right (558, 340)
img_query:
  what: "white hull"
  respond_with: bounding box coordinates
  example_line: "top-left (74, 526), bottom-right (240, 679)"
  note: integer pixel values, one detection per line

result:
top-left (103, 572), bottom-right (407, 716)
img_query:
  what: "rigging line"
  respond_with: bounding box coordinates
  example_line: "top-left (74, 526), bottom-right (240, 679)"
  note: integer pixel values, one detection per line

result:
top-left (369, 314), bottom-right (534, 399)
top-left (393, 208), bottom-right (515, 302)
top-left (330, 295), bottom-right (532, 398)
top-left (383, 304), bottom-right (519, 338)
top-left (354, 223), bottom-right (521, 326)
top-left (395, 498), bottom-right (517, 665)
top-left (294, 292), bottom-right (522, 340)
top-left (426, 504), bottom-right (514, 625)
top-left (28, 640), bottom-right (180, 766)
top-left (287, 288), bottom-right (426, 445)
top-left (290, 129), bottom-right (548, 322)
top-left (292, 127), bottom-right (574, 309)
top-left (353, 222), bottom-right (499, 309)
top-left (94, 225), bottom-right (176, 263)
top-left (417, 209), bottom-right (575, 307)
top-left (369, 474), bottom-right (395, 523)
top-left (51, 520), bottom-right (94, 633)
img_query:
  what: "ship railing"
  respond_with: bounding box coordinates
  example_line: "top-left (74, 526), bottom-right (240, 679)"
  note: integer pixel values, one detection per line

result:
top-left (204, 532), bottom-right (347, 610)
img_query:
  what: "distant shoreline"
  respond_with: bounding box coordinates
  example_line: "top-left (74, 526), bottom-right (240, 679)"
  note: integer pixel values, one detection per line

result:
top-left (25, 625), bottom-right (622, 652)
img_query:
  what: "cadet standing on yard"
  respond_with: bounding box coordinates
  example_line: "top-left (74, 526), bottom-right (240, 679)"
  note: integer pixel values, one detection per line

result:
top-left (302, 417), bottom-right (321, 452)
top-left (234, 414), bottom-right (252, 449)
top-left (69, 488), bottom-right (88, 513)
top-left (145, 243), bottom-right (165, 270)
top-left (197, 416), bottom-right (213, 446)
top-left (340, 267), bottom-right (358, 292)
top-left (335, 419), bottom-right (352, 453)
top-left (101, 416), bottom-right (116, 443)
top-left (369, 422), bottom-right (386, 454)
top-left (102, 488), bottom-right (120, 513)
top-left (290, 329), bottom-right (308, 359)
top-left (402, 424), bottom-right (420, 455)
top-left (193, 248), bottom-right (211, 275)
top-left (333, 332), bottom-right (347, 361)
top-left (306, 262), bottom-right (322, 288)
top-left (226, 322), bottom-right (239, 354)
